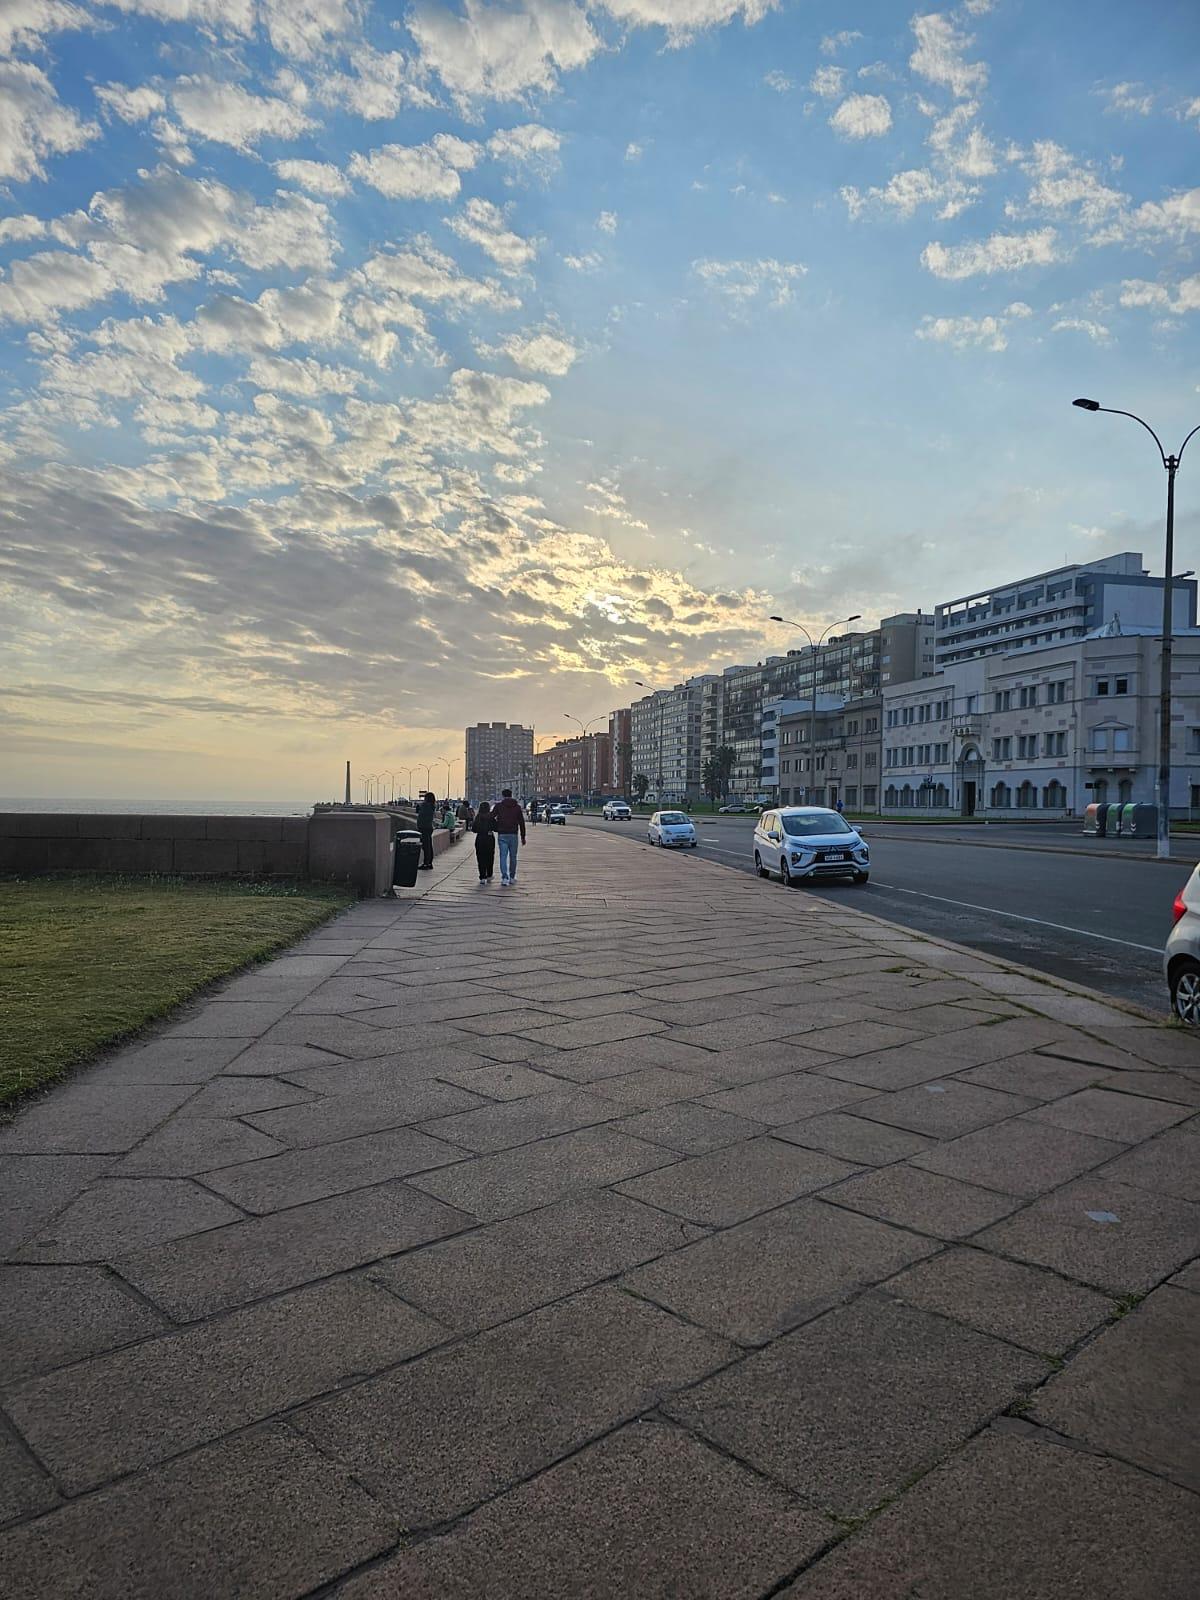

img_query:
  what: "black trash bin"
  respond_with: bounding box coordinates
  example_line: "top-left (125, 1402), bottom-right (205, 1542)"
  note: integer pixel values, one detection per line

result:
top-left (393, 828), bottom-right (422, 888)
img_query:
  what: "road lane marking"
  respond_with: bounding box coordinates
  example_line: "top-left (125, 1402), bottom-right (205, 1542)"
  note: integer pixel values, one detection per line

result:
top-left (870, 883), bottom-right (1162, 954)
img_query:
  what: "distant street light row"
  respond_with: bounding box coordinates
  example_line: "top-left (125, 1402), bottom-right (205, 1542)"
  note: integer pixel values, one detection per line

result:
top-left (357, 757), bottom-right (462, 804)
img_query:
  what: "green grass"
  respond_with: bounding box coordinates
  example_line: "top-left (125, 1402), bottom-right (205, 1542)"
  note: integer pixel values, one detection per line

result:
top-left (0, 875), bottom-right (354, 1107)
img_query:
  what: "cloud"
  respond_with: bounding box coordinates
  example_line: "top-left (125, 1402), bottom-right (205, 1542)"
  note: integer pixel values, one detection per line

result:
top-left (94, 82), bottom-right (167, 123)
top-left (1010, 140), bottom-right (1126, 228)
top-left (921, 227), bottom-right (1060, 278)
top-left (916, 301), bottom-right (1032, 351)
top-left (809, 65), bottom-right (845, 99)
top-left (821, 29), bottom-right (862, 55)
top-left (598, 0), bottom-right (778, 46)
top-left (596, 209), bottom-right (618, 233)
top-left (487, 123), bottom-right (562, 181)
top-left (1098, 81), bottom-right (1154, 117)
top-left (585, 471), bottom-right (647, 529)
top-left (349, 133), bottom-right (481, 200)
top-left (1050, 317), bottom-right (1110, 343)
top-left (170, 76), bottom-right (315, 151)
top-left (927, 102), bottom-right (997, 177)
top-left (0, 59), bottom-right (98, 184)
top-left (692, 257), bottom-right (807, 308)
top-left (314, 44), bottom-right (437, 120)
top-left (0, 0), bottom-right (90, 56)
top-left (763, 69), bottom-right (792, 93)
top-left (406, 0), bottom-right (602, 103)
top-left (489, 329), bottom-right (579, 374)
top-left (562, 250), bottom-right (602, 271)
top-left (274, 158), bottom-right (350, 196)
top-left (829, 93), bottom-right (892, 140)
top-left (447, 197), bottom-right (538, 273)
top-left (245, 354), bottom-right (365, 394)
top-left (842, 167), bottom-right (977, 221)
top-left (909, 12), bottom-right (987, 99)
top-left (1119, 275), bottom-right (1200, 315)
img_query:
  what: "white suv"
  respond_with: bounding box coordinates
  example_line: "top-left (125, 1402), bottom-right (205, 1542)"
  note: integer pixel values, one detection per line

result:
top-left (602, 801), bottom-right (632, 820)
top-left (754, 807), bottom-right (869, 886)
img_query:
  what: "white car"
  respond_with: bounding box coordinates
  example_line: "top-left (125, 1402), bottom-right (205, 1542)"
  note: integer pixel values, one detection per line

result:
top-left (547, 806), bottom-right (569, 825)
top-left (753, 806), bottom-right (869, 886)
top-left (1165, 863), bottom-right (1200, 1022)
top-left (718, 802), bottom-right (748, 814)
top-left (648, 810), bottom-right (698, 848)
top-left (602, 801), bottom-right (632, 820)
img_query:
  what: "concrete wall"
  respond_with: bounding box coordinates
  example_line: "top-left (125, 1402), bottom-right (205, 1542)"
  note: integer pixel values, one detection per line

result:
top-left (0, 810), bottom-right (463, 897)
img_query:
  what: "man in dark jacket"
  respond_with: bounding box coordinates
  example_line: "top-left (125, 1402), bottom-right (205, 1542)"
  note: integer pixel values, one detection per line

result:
top-left (416, 791), bottom-right (436, 869)
top-left (492, 788), bottom-right (526, 886)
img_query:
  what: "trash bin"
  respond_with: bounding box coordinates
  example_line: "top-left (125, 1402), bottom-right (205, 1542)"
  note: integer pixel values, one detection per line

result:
top-left (1106, 804), bottom-right (1124, 838)
top-left (1122, 802), bottom-right (1157, 838)
top-left (393, 828), bottom-right (422, 888)
top-left (1082, 803), bottom-right (1106, 837)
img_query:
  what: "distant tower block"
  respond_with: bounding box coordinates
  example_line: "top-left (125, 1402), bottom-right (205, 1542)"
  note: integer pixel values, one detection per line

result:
top-left (345, 761), bottom-right (351, 805)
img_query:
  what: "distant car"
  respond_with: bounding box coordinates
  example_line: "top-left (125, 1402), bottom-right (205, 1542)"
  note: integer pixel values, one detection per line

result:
top-left (648, 810), bottom-right (698, 848)
top-left (1165, 864), bottom-right (1200, 1022)
top-left (547, 806), bottom-right (569, 825)
top-left (602, 801), bottom-right (632, 820)
top-left (753, 806), bottom-right (869, 886)
top-left (718, 802), bottom-right (748, 814)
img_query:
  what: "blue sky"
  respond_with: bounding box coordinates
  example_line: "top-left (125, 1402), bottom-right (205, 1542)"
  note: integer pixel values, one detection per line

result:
top-left (1, 0), bottom-right (1197, 796)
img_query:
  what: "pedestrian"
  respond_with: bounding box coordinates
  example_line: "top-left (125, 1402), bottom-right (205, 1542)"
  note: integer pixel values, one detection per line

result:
top-left (530, 798), bottom-right (540, 825)
top-left (442, 801), bottom-right (456, 830)
top-left (472, 800), bottom-right (496, 883)
top-left (416, 790), bottom-right (436, 869)
top-left (835, 798), bottom-right (845, 815)
top-left (492, 787), bottom-right (526, 887)
top-left (456, 799), bottom-right (473, 831)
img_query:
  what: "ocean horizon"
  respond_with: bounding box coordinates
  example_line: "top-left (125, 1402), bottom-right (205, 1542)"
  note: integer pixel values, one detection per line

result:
top-left (0, 798), bottom-right (321, 817)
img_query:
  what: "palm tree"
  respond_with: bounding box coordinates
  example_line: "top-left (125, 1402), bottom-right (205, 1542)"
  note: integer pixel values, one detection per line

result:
top-left (715, 745), bottom-right (737, 798)
top-left (701, 756), bottom-right (722, 807)
top-left (632, 772), bottom-right (650, 804)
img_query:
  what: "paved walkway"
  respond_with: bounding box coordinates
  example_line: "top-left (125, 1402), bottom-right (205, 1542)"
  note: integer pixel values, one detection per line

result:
top-left (1, 827), bottom-right (1198, 1598)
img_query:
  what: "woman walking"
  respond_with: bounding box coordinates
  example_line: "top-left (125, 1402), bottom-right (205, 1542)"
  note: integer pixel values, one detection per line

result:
top-left (472, 800), bottom-right (496, 883)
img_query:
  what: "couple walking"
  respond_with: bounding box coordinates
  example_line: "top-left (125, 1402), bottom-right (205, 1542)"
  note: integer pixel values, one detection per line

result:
top-left (472, 789), bottom-right (526, 886)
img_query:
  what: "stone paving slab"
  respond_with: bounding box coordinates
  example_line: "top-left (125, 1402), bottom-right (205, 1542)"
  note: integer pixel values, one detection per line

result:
top-left (2, 822), bottom-right (1197, 1596)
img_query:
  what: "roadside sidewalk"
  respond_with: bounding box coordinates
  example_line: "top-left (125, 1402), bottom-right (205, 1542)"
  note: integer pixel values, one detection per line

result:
top-left (1, 825), bottom-right (1197, 1598)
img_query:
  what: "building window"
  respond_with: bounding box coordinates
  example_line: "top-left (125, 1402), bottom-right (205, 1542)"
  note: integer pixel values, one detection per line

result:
top-left (845, 786), bottom-right (858, 807)
top-left (1019, 686), bottom-right (1037, 708)
top-left (846, 753), bottom-right (858, 768)
top-left (1043, 780), bottom-right (1067, 809)
top-left (992, 737), bottom-right (1012, 760)
top-left (1096, 679), bottom-right (1109, 696)
top-left (994, 691), bottom-right (1012, 712)
top-left (1017, 781), bottom-right (1038, 808)
top-left (1189, 729), bottom-right (1200, 755)
top-left (1017, 735), bottom-right (1038, 759)
top-left (1044, 732), bottom-right (1067, 757)
top-left (866, 751), bottom-right (877, 767)
top-left (1090, 728), bottom-right (1108, 753)
top-left (1115, 677), bottom-right (1129, 695)
top-left (991, 782), bottom-right (1011, 808)
top-left (885, 785), bottom-right (898, 807)
top-left (781, 759), bottom-right (790, 774)
top-left (1112, 727), bottom-right (1132, 753)
top-left (864, 785), bottom-right (877, 807)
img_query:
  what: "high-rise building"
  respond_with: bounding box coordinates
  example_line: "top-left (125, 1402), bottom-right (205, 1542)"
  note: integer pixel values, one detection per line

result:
top-left (534, 732), bottom-right (610, 800)
top-left (934, 553), bottom-right (1196, 669)
top-left (630, 676), bottom-right (715, 802)
top-left (464, 722), bottom-right (534, 802)
top-left (608, 708), bottom-right (632, 794)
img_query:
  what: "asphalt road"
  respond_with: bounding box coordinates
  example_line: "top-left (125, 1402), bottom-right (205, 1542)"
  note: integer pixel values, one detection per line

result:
top-left (568, 813), bottom-right (1192, 1017)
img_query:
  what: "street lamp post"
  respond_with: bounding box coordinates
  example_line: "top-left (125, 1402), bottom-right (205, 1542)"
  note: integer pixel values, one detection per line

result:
top-left (1072, 399), bottom-right (1199, 860)
top-left (563, 713), bottom-right (606, 806)
top-left (768, 615), bottom-right (862, 804)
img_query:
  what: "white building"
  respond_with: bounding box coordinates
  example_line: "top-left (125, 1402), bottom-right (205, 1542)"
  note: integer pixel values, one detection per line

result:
top-left (882, 629), bottom-right (1200, 816)
top-left (630, 675), bottom-right (716, 802)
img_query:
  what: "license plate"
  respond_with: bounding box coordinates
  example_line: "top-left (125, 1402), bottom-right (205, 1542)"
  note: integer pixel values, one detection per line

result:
top-left (823, 852), bottom-right (846, 862)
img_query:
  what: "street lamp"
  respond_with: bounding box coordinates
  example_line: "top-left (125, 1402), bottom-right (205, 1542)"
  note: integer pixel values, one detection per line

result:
top-left (1073, 399), bottom-right (1199, 859)
top-left (632, 682), bottom-right (668, 802)
top-left (564, 713), bottom-right (606, 806)
top-left (768, 615), bottom-right (862, 805)
top-left (435, 756), bottom-right (453, 800)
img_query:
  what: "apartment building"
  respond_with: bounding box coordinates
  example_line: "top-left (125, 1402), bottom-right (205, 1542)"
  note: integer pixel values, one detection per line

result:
top-left (607, 707), bottom-right (632, 794)
top-left (775, 694), bottom-right (883, 812)
top-left (934, 553), bottom-right (1196, 669)
top-left (534, 732), bottom-right (611, 801)
top-left (465, 722), bottom-right (534, 803)
top-left (881, 629), bottom-right (1200, 816)
top-left (630, 677), bottom-right (715, 802)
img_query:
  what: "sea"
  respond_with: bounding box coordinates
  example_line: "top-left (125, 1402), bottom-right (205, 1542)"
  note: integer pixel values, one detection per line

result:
top-left (0, 798), bottom-right (318, 817)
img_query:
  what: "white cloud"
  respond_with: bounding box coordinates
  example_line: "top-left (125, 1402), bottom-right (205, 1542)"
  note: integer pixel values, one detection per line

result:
top-left (763, 70), bottom-right (792, 93)
top-left (921, 227), bottom-right (1060, 278)
top-left (625, 140), bottom-right (644, 159)
top-left (599, 0), bottom-right (778, 46)
top-left (349, 133), bottom-right (481, 201)
top-left (830, 93), bottom-right (892, 140)
top-left (692, 256), bottom-right (807, 308)
top-left (490, 329), bottom-right (579, 375)
top-left (95, 82), bottom-right (167, 123)
top-left (274, 159), bottom-right (350, 196)
top-left (809, 65), bottom-right (846, 99)
top-left (170, 76), bottom-right (315, 151)
top-left (1120, 275), bottom-right (1200, 315)
top-left (596, 209), bottom-right (618, 233)
top-left (928, 103), bottom-right (997, 177)
top-left (1011, 140), bottom-right (1126, 228)
top-left (315, 45), bottom-right (437, 120)
top-left (842, 168), bottom-right (978, 221)
top-left (1050, 317), bottom-right (1110, 342)
top-left (821, 29), bottom-right (862, 55)
top-left (1115, 186), bottom-right (1200, 241)
top-left (1098, 81), bottom-right (1154, 117)
top-left (245, 353), bottom-right (364, 394)
top-left (909, 12), bottom-right (987, 99)
top-left (0, 0), bottom-right (90, 57)
top-left (0, 59), bottom-right (98, 184)
top-left (916, 300), bottom-right (1032, 352)
top-left (407, 0), bottom-right (602, 103)
top-left (447, 197), bottom-right (537, 273)
top-left (233, 191), bottom-right (337, 273)
top-left (487, 123), bottom-right (562, 182)
top-left (563, 250), bottom-right (602, 271)
top-left (258, 0), bottom-right (356, 61)
top-left (0, 214), bottom-right (48, 244)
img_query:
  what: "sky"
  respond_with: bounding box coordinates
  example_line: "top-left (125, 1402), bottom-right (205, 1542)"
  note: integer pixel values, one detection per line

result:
top-left (1, 0), bottom-right (1198, 800)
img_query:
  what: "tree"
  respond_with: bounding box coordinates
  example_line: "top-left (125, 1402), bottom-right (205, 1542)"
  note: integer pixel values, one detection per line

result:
top-left (632, 772), bottom-right (650, 803)
top-left (701, 756), bottom-right (722, 806)
top-left (714, 745), bottom-right (737, 797)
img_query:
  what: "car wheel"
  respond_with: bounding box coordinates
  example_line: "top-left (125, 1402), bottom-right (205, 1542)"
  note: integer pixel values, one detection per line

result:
top-left (754, 852), bottom-right (769, 879)
top-left (691, 841), bottom-right (698, 849)
top-left (852, 870), bottom-right (870, 885)
top-left (1170, 957), bottom-right (1200, 1024)
top-left (780, 859), bottom-right (793, 888)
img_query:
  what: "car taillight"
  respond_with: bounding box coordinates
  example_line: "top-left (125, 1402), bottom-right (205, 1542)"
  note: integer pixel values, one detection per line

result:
top-left (1173, 892), bottom-right (1188, 925)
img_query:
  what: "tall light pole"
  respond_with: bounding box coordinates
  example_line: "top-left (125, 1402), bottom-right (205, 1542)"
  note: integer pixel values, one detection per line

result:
top-left (768, 615), bottom-right (862, 804)
top-left (564, 713), bottom-right (606, 805)
top-left (1073, 399), bottom-right (1199, 860)
top-left (435, 756), bottom-right (453, 799)
top-left (633, 683), bottom-right (667, 802)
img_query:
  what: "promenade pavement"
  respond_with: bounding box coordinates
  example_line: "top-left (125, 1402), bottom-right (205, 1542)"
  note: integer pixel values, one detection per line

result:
top-left (1, 825), bottom-right (1198, 1598)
